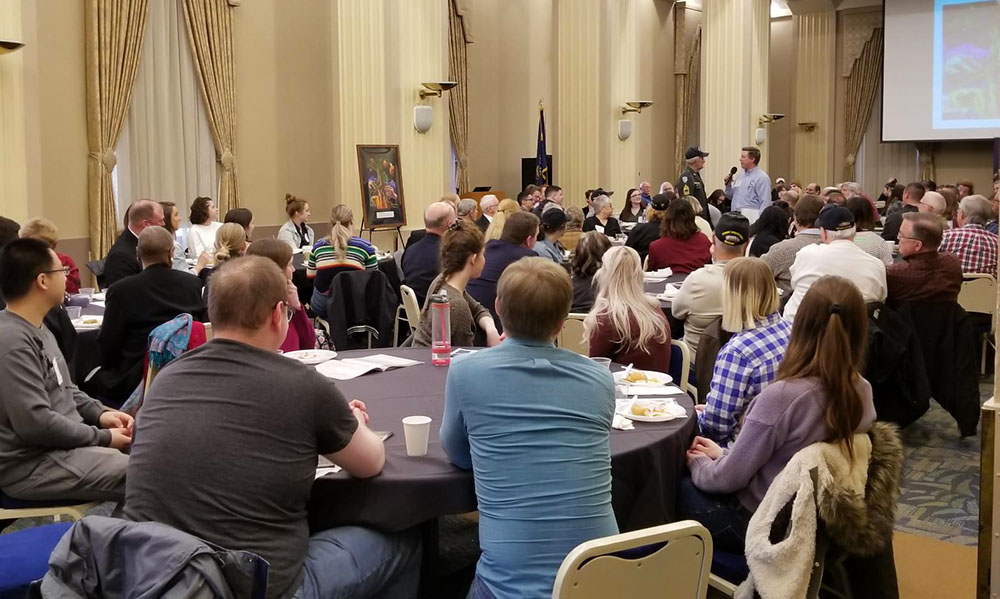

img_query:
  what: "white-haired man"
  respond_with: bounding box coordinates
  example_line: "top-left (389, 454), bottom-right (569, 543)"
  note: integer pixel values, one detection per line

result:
top-left (476, 195), bottom-right (499, 233)
top-left (918, 191), bottom-right (947, 216)
top-left (783, 205), bottom-right (887, 321)
top-left (939, 194), bottom-right (998, 274)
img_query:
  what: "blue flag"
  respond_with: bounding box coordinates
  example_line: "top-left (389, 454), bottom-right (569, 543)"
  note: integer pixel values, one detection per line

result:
top-left (535, 107), bottom-right (548, 185)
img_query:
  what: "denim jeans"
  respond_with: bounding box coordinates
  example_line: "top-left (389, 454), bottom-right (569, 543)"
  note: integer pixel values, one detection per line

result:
top-left (675, 475), bottom-right (752, 554)
top-left (293, 525), bottom-right (422, 599)
top-left (310, 288), bottom-right (328, 319)
top-left (466, 575), bottom-right (497, 599)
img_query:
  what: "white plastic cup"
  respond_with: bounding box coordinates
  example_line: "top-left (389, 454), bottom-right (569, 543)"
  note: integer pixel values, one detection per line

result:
top-left (79, 287), bottom-right (95, 299)
top-left (402, 416), bottom-right (432, 456)
top-left (66, 306), bottom-right (82, 321)
top-left (590, 357), bottom-right (612, 370)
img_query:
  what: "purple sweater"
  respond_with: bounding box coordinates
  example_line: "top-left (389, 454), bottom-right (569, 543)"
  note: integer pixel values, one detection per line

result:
top-left (689, 376), bottom-right (876, 512)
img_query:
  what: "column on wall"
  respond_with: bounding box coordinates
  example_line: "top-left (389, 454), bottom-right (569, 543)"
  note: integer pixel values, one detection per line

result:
top-left (0, 0), bottom-right (29, 222)
top-left (606, 0), bottom-right (639, 201)
top-left (700, 0), bottom-right (770, 190)
top-left (791, 11), bottom-right (835, 186)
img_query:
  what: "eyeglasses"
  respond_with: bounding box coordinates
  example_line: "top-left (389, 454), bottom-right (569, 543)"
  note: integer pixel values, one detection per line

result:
top-left (897, 235), bottom-right (920, 242)
top-left (275, 301), bottom-right (294, 322)
top-left (41, 267), bottom-right (70, 276)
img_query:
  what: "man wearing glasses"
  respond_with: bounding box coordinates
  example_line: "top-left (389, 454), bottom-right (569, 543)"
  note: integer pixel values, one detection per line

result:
top-left (886, 213), bottom-right (963, 308)
top-left (0, 238), bottom-right (132, 502)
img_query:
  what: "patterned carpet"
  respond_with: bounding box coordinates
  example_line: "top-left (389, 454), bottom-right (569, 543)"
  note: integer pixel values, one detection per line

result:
top-left (893, 379), bottom-right (990, 546)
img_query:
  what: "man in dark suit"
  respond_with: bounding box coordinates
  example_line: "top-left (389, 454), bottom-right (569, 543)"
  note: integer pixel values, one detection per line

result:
top-left (467, 211), bottom-right (540, 329)
top-left (401, 202), bottom-right (456, 307)
top-left (475, 195), bottom-right (498, 233)
top-left (102, 199), bottom-right (165, 287)
top-left (85, 226), bottom-right (206, 406)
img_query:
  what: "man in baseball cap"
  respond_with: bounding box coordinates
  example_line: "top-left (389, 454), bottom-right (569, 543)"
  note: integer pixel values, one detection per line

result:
top-left (783, 204), bottom-right (886, 321)
top-left (678, 147), bottom-right (711, 225)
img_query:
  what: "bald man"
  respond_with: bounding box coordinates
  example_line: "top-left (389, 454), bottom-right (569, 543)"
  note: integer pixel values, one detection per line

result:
top-left (103, 198), bottom-right (165, 287)
top-left (85, 226), bottom-right (206, 406)
top-left (402, 201), bottom-right (457, 306)
top-left (476, 195), bottom-right (499, 233)
top-left (918, 191), bottom-right (947, 216)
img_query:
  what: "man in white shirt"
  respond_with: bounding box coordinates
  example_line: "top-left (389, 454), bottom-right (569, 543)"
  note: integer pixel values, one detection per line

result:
top-left (672, 213), bottom-right (749, 358)
top-left (783, 205), bottom-right (887, 321)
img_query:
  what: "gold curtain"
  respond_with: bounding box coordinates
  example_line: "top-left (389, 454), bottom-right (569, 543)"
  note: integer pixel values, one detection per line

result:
top-left (182, 0), bottom-right (239, 213)
top-left (672, 5), bottom-right (702, 175)
top-left (448, 0), bottom-right (471, 194)
top-left (842, 27), bottom-right (883, 181)
top-left (916, 142), bottom-right (936, 182)
top-left (84, 0), bottom-right (149, 258)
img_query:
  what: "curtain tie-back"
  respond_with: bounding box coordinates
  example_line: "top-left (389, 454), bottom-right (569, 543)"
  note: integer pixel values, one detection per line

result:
top-left (845, 153), bottom-right (856, 167)
top-left (89, 150), bottom-right (118, 172)
top-left (457, 153), bottom-right (469, 169)
top-left (219, 150), bottom-right (236, 171)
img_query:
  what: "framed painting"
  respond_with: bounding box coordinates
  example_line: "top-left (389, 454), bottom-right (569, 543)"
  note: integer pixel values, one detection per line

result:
top-left (357, 145), bottom-right (407, 228)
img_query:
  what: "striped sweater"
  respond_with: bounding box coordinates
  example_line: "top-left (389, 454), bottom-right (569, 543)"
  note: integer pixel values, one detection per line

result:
top-left (307, 236), bottom-right (378, 295)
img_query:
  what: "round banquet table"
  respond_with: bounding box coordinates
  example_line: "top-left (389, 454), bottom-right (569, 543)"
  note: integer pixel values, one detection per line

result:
top-left (644, 272), bottom-right (687, 340)
top-left (70, 302), bottom-right (106, 385)
top-left (307, 347), bottom-right (698, 534)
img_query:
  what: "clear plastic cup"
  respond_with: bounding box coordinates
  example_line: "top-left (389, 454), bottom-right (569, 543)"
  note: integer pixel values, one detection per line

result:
top-left (78, 287), bottom-right (95, 299)
top-left (66, 306), bottom-right (82, 321)
top-left (590, 357), bottom-right (612, 370)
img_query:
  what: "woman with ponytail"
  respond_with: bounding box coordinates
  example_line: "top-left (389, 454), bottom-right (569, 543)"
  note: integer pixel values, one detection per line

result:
top-left (484, 198), bottom-right (521, 242)
top-left (412, 221), bottom-right (501, 348)
top-left (679, 275), bottom-right (876, 553)
top-left (307, 204), bottom-right (378, 318)
top-left (198, 223), bottom-right (247, 289)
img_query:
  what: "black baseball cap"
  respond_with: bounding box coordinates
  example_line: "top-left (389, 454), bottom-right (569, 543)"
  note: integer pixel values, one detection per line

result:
top-left (650, 193), bottom-right (673, 211)
top-left (816, 205), bottom-right (855, 231)
top-left (714, 212), bottom-right (750, 246)
top-left (685, 146), bottom-right (710, 160)
top-left (591, 187), bottom-right (614, 197)
top-left (540, 207), bottom-right (568, 229)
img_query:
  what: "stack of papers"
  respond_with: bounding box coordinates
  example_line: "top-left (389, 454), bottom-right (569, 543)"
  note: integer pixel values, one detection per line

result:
top-left (315, 353), bottom-right (421, 380)
top-left (316, 455), bottom-right (342, 479)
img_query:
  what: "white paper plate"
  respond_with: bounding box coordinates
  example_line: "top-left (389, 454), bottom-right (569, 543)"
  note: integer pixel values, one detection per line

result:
top-left (284, 349), bottom-right (337, 365)
top-left (614, 369), bottom-right (672, 386)
top-left (620, 399), bottom-right (687, 422)
top-left (628, 411), bottom-right (686, 423)
top-left (91, 292), bottom-right (106, 302)
top-left (72, 315), bottom-right (103, 330)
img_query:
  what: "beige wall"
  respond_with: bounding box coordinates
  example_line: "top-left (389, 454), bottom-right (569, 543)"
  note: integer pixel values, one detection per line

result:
top-left (637, 0), bottom-right (676, 193)
top-left (768, 16), bottom-right (794, 181)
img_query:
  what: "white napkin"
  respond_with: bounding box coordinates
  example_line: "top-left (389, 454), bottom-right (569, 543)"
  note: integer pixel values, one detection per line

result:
top-left (612, 413), bottom-right (635, 431)
top-left (657, 283), bottom-right (680, 300)
top-left (644, 267), bottom-right (673, 280)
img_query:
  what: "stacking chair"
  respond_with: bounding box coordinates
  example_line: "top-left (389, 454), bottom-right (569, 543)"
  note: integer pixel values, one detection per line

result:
top-left (556, 313), bottom-right (589, 356)
top-left (85, 258), bottom-right (106, 291)
top-left (669, 339), bottom-right (696, 399)
top-left (957, 273), bottom-right (996, 373)
top-left (552, 521), bottom-right (713, 598)
top-left (393, 285), bottom-right (422, 345)
top-left (0, 492), bottom-right (96, 526)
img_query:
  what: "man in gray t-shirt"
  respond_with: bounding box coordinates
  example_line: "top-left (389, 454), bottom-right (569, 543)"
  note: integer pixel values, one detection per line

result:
top-left (0, 239), bottom-right (131, 501)
top-left (125, 256), bottom-right (420, 599)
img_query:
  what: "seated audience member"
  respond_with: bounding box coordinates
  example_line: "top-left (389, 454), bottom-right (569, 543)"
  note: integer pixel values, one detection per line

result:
top-left (881, 182), bottom-right (926, 241)
top-left (533, 185), bottom-right (565, 217)
top-left (413, 222), bottom-right (500, 348)
top-left (939, 186), bottom-right (960, 226)
top-left (625, 192), bottom-right (672, 263)
top-left (659, 181), bottom-right (675, 194)
top-left (783, 205), bottom-right (887, 321)
top-left (886, 213), bottom-right (963, 308)
top-left (103, 199), bottom-right (165, 287)
top-left (923, 179), bottom-right (938, 192)
top-left (160, 201), bottom-right (208, 274)
top-left (646, 198), bottom-right (712, 274)
top-left (561, 206), bottom-right (585, 252)
top-left (0, 238), bottom-right (131, 501)
top-left (639, 181), bottom-right (652, 206)
top-left (957, 180), bottom-right (974, 198)
top-left (748, 205), bottom-right (789, 258)
top-left (619, 188), bottom-right (644, 223)
top-left (804, 182), bottom-right (822, 196)
top-left (441, 257), bottom-right (618, 598)
top-left (19, 218), bottom-right (81, 294)
top-left (680, 275), bottom-right (876, 553)
top-left (780, 188), bottom-right (800, 209)
top-left (939, 194), bottom-right (999, 274)
top-left (88, 227), bottom-right (206, 405)
top-left (846, 195), bottom-right (893, 266)
top-left (840, 181), bottom-right (880, 221)
top-left (534, 208), bottom-right (568, 263)
top-left (247, 239), bottom-right (316, 352)
top-left (518, 190), bottom-right (535, 213)
top-left (402, 202), bottom-right (457, 307)
top-left (581, 195), bottom-right (622, 237)
top-left (570, 232), bottom-right (612, 312)
top-left (224, 207), bottom-right (255, 241)
top-left (186, 196), bottom-right (222, 259)
top-left (484, 198), bottom-right (521, 242)
top-left (673, 213), bottom-right (750, 357)
top-left (476, 194), bottom-right (499, 233)
top-left (584, 246), bottom-right (671, 371)
top-left (699, 258), bottom-right (791, 445)
top-left (125, 256), bottom-right (420, 599)
top-left (686, 195), bottom-right (713, 237)
top-left (878, 181), bottom-right (905, 216)
top-left (709, 188), bottom-right (728, 212)
top-left (582, 189), bottom-right (596, 219)
top-left (919, 190), bottom-right (946, 217)
top-left (198, 222), bottom-right (248, 288)
top-left (989, 188), bottom-right (1000, 235)
top-left (278, 194), bottom-right (315, 250)
top-left (457, 198), bottom-right (479, 225)
top-left (467, 212), bottom-right (540, 327)
top-left (308, 204), bottom-right (378, 318)
top-left (761, 194), bottom-right (824, 295)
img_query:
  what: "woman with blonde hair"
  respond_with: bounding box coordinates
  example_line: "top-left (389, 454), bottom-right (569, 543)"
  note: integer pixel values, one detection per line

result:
top-left (19, 218), bottom-right (81, 293)
top-left (484, 198), bottom-right (521, 241)
top-left (307, 204), bottom-right (378, 318)
top-left (198, 222), bottom-right (247, 287)
top-left (584, 246), bottom-right (671, 371)
top-left (699, 257), bottom-right (792, 446)
top-left (680, 276), bottom-right (875, 553)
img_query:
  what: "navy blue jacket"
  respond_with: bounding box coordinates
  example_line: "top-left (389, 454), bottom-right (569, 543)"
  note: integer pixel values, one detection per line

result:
top-left (466, 239), bottom-right (536, 329)
top-left (401, 232), bottom-right (442, 307)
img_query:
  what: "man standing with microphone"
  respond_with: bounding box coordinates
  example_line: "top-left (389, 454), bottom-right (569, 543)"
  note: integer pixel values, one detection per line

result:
top-left (677, 146), bottom-right (712, 226)
top-left (724, 146), bottom-right (772, 224)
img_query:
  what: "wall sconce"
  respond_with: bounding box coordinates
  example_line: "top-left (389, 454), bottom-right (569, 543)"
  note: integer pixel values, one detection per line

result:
top-left (797, 122), bottom-right (818, 132)
top-left (757, 113), bottom-right (785, 125)
top-left (618, 120), bottom-right (633, 141)
top-left (755, 128), bottom-right (767, 145)
top-left (621, 100), bottom-right (653, 115)
top-left (419, 81), bottom-right (457, 99)
top-left (414, 106), bottom-right (433, 133)
top-left (0, 40), bottom-right (25, 55)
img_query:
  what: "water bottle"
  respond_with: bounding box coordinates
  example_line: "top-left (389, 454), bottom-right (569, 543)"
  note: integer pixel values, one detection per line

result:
top-left (430, 292), bottom-right (451, 366)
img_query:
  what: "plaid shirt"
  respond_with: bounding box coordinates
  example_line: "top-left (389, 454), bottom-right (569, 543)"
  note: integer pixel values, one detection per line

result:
top-left (939, 224), bottom-right (998, 275)
top-left (698, 312), bottom-right (792, 445)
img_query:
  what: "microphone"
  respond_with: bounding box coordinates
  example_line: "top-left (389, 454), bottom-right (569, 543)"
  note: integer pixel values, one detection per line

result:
top-left (724, 166), bottom-right (737, 186)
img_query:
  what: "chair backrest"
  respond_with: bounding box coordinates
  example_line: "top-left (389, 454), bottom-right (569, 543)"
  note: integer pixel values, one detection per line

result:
top-left (669, 339), bottom-right (695, 398)
top-left (203, 322), bottom-right (213, 341)
top-left (86, 259), bottom-right (106, 292)
top-left (557, 313), bottom-right (589, 355)
top-left (553, 520), bottom-right (712, 599)
top-left (400, 285), bottom-right (422, 331)
top-left (958, 274), bottom-right (996, 331)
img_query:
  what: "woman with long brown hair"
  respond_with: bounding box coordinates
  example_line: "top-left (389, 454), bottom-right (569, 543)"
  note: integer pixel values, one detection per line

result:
top-left (646, 198), bottom-right (711, 273)
top-left (677, 275), bottom-right (877, 553)
top-left (247, 238), bottom-right (317, 352)
top-left (412, 221), bottom-right (501, 348)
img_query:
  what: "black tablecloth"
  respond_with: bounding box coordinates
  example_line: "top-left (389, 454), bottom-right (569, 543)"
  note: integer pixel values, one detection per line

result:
top-left (307, 347), bottom-right (697, 534)
top-left (71, 303), bottom-right (105, 385)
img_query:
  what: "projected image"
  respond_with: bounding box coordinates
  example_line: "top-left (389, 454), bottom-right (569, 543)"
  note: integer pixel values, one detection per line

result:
top-left (935, 0), bottom-right (1000, 128)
